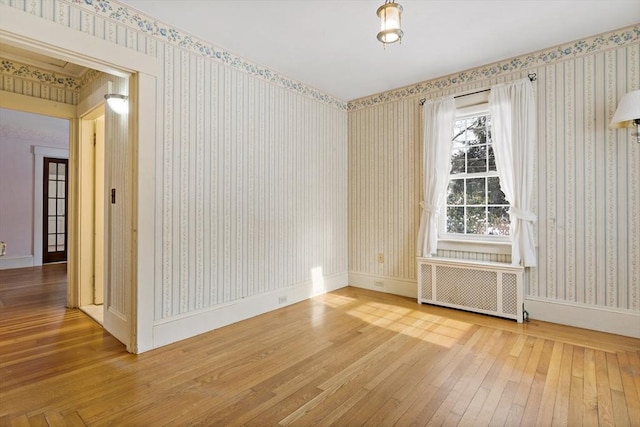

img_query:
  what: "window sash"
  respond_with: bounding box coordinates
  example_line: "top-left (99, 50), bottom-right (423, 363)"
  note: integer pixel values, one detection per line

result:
top-left (440, 109), bottom-right (509, 242)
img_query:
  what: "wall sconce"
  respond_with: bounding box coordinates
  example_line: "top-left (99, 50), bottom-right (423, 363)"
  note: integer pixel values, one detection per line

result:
top-left (104, 93), bottom-right (129, 115)
top-left (610, 89), bottom-right (640, 143)
top-left (377, 0), bottom-right (403, 46)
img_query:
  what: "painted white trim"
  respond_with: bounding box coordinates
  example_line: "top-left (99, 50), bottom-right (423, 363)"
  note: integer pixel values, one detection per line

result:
top-left (349, 271), bottom-right (639, 338)
top-left (437, 239), bottom-right (512, 255)
top-left (525, 297), bottom-right (640, 339)
top-left (152, 272), bottom-right (348, 349)
top-left (133, 73), bottom-right (158, 353)
top-left (77, 83), bottom-right (110, 117)
top-left (0, 4), bottom-right (157, 77)
top-left (33, 146), bottom-right (69, 267)
top-left (0, 255), bottom-right (34, 270)
top-left (76, 83), bottom-right (108, 308)
top-left (0, 91), bottom-right (77, 118)
top-left (349, 271), bottom-right (417, 299)
top-left (1, 4), bottom-right (161, 354)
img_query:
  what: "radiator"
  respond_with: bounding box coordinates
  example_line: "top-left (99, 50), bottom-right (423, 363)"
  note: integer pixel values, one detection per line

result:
top-left (417, 257), bottom-right (524, 322)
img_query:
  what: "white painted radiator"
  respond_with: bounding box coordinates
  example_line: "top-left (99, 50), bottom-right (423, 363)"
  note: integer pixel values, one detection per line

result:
top-left (417, 257), bottom-right (524, 323)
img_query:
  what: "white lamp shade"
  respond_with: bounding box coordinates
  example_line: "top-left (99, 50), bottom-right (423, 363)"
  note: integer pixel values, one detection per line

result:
top-left (377, 2), bottom-right (403, 44)
top-left (610, 89), bottom-right (640, 128)
top-left (105, 94), bottom-right (129, 115)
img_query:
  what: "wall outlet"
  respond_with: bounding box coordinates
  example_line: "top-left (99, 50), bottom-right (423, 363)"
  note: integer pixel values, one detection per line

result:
top-left (374, 281), bottom-right (384, 288)
top-left (377, 253), bottom-right (384, 263)
top-left (278, 296), bottom-right (288, 305)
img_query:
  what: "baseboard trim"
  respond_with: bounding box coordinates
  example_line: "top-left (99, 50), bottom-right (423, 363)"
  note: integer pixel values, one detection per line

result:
top-left (347, 271), bottom-right (640, 338)
top-left (524, 297), bottom-right (640, 338)
top-left (348, 271), bottom-right (417, 299)
top-left (151, 271), bottom-right (349, 350)
top-left (0, 255), bottom-right (34, 270)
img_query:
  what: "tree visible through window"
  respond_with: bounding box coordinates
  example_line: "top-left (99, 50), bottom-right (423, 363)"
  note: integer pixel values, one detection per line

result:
top-left (444, 113), bottom-right (510, 237)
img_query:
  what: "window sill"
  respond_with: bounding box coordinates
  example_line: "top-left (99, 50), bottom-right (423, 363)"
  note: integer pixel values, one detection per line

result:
top-left (437, 238), bottom-right (511, 255)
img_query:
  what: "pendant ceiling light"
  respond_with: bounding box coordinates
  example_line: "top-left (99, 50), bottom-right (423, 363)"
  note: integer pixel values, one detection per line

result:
top-left (377, 0), bottom-right (403, 46)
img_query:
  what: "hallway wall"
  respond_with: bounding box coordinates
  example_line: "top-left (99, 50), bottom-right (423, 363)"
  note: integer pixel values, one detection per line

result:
top-left (0, 108), bottom-right (69, 269)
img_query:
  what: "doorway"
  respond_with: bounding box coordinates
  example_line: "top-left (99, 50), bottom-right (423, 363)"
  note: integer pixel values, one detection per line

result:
top-left (42, 157), bottom-right (68, 264)
top-left (78, 105), bottom-right (106, 324)
top-left (2, 12), bottom-right (159, 351)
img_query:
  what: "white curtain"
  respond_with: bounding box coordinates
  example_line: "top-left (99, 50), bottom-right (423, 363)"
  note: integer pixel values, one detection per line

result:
top-left (489, 79), bottom-right (537, 266)
top-left (417, 96), bottom-right (456, 257)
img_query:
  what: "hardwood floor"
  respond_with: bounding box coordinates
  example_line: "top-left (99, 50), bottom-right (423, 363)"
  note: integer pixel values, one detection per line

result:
top-left (1, 264), bottom-right (639, 426)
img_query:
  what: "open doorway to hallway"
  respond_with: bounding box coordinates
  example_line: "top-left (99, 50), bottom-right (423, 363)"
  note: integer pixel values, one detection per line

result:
top-left (0, 104), bottom-right (107, 325)
top-left (0, 108), bottom-right (69, 270)
top-left (78, 106), bottom-right (107, 325)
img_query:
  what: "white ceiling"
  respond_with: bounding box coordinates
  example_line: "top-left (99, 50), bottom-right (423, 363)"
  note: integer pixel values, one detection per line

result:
top-left (118, 0), bottom-right (639, 101)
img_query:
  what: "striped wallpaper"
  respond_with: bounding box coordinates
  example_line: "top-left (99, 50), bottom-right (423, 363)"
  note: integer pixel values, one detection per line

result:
top-left (348, 97), bottom-right (421, 281)
top-left (0, 58), bottom-right (79, 105)
top-left (349, 39), bottom-right (640, 313)
top-left (154, 43), bottom-right (348, 320)
top-left (533, 45), bottom-right (639, 309)
top-left (0, 60), bottom-right (105, 106)
top-left (3, 0), bottom-right (638, 340)
top-left (2, 0), bottom-right (349, 328)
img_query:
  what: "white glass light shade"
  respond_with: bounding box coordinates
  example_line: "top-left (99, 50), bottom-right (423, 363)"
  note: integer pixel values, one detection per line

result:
top-left (105, 94), bottom-right (129, 115)
top-left (377, 1), bottom-right (403, 44)
top-left (610, 89), bottom-right (640, 128)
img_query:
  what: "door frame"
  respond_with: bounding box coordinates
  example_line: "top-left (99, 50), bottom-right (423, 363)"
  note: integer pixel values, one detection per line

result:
top-left (78, 97), bottom-right (107, 308)
top-left (0, 3), bottom-right (160, 353)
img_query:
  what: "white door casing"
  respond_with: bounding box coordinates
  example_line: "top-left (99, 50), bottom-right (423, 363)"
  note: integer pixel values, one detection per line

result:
top-left (1, 3), bottom-right (160, 353)
top-left (94, 116), bottom-right (105, 305)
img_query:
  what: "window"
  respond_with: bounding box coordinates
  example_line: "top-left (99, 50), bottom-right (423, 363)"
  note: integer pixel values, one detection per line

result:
top-left (442, 109), bottom-right (510, 239)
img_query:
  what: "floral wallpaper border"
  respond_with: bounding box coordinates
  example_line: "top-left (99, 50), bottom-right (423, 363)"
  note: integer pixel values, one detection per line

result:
top-left (68, 0), bottom-right (637, 111)
top-left (0, 58), bottom-right (82, 90)
top-left (12, 0), bottom-right (637, 111)
top-left (68, 0), bottom-right (349, 110)
top-left (347, 25), bottom-right (639, 110)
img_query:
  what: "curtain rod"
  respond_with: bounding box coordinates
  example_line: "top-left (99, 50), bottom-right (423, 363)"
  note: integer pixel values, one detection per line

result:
top-left (419, 72), bottom-right (537, 106)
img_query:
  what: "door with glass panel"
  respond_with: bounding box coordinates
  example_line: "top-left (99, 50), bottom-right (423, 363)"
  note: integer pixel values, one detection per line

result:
top-left (43, 157), bottom-right (68, 263)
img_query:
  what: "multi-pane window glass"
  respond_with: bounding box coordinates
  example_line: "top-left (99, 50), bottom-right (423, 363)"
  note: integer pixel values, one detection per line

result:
top-left (47, 161), bottom-right (66, 252)
top-left (445, 113), bottom-right (510, 236)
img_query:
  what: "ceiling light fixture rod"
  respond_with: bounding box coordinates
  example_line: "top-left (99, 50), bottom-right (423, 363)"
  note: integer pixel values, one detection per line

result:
top-left (419, 73), bottom-right (537, 106)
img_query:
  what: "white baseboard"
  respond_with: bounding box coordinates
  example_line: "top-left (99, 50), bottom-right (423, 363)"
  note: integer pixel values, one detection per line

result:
top-left (0, 255), bottom-right (34, 270)
top-left (348, 271), bottom-right (417, 299)
top-left (347, 271), bottom-right (639, 339)
top-left (151, 271), bottom-right (349, 350)
top-left (524, 297), bottom-right (640, 339)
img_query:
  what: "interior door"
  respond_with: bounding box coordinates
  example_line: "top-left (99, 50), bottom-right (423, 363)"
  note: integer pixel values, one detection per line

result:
top-left (43, 158), bottom-right (68, 263)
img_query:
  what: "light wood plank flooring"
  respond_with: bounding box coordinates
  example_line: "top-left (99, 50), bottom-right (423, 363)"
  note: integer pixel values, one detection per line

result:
top-left (1, 264), bottom-right (639, 426)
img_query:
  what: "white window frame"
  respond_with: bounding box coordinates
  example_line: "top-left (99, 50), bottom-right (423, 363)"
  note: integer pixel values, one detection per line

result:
top-left (438, 102), bottom-right (511, 255)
